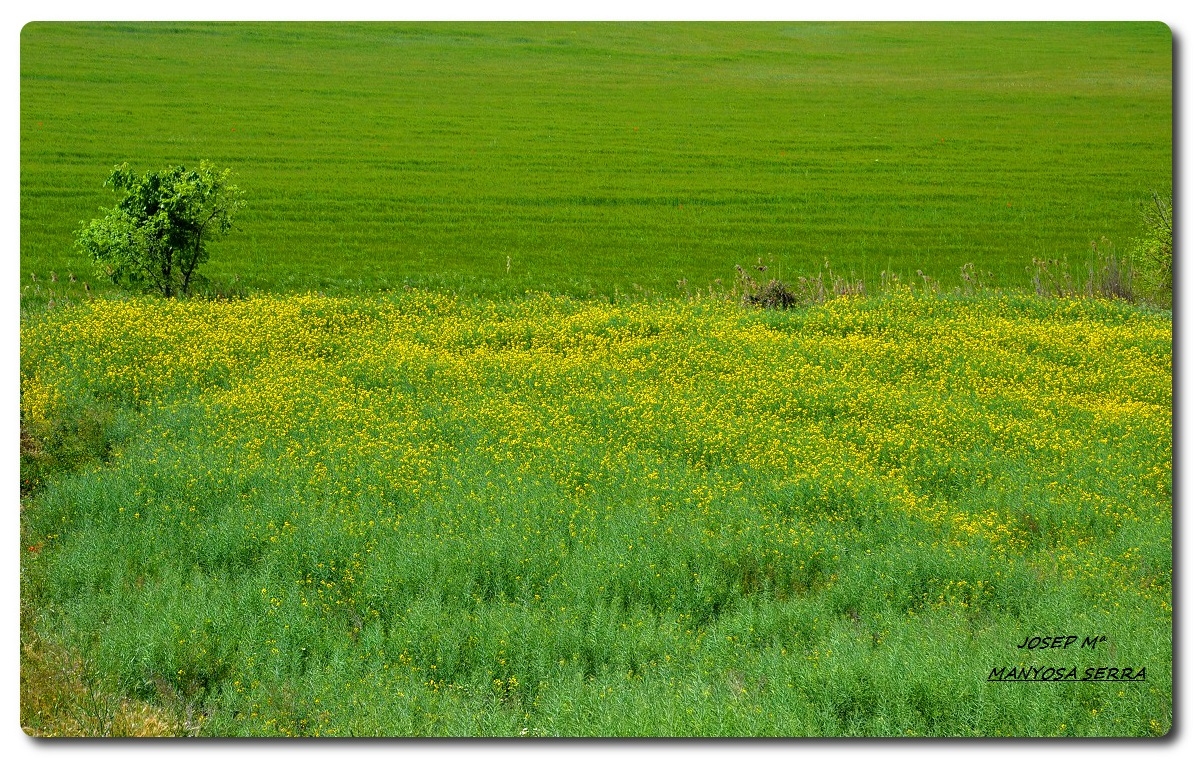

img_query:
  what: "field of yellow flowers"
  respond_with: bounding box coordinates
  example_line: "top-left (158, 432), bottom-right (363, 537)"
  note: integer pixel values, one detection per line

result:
top-left (20, 290), bottom-right (1171, 736)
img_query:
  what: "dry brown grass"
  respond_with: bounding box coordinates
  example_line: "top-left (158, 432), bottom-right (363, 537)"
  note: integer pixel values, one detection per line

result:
top-left (20, 625), bottom-right (186, 737)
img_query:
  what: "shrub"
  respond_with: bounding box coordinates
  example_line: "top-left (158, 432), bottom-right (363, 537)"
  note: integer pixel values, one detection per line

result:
top-left (735, 264), bottom-right (793, 309)
top-left (1130, 190), bottom-right (1173, 306)
top-left (734, 260), bottom-right (862, 309)
top-left (75, 161), bottom-right (244, 298)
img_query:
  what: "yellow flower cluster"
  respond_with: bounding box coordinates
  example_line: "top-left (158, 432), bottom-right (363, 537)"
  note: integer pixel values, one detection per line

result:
top-left (20, 373), bottom-right (61, 429)
top-left (21, 290), bottom-right (1172, 620)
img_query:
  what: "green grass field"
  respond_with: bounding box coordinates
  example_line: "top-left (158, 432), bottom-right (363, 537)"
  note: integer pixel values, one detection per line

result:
top-left (19, 22), bottom-right (1172, 737)
top-left (20, 21), bottom-right (1171, 298)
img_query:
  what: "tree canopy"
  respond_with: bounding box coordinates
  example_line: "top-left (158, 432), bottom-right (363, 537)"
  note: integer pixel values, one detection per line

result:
top-left (76, 161), bottom-right (244, 297)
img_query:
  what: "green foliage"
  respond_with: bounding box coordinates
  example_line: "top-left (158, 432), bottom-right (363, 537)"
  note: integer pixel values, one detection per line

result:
top-left (20, 292), bottom-right (1172, 736)
top-left (1130, 191), bottom-right (1173, 306)
top-left (20, 402), bottom-right (120, 497)
top-left (18, 21), bottom-right (1174, 738)
top-left (75, 162), bottom-right (244, 297)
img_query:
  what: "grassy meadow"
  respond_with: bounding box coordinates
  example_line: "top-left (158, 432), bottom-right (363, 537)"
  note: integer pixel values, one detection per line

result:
top-left (19, 22), bottom-right (1172, 737)
top-left (20, 21), bottom-right (1171, 299)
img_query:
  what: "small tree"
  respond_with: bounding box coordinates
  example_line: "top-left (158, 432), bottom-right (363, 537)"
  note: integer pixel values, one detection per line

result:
top-left (76, 161), bottom-right (244, 297)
